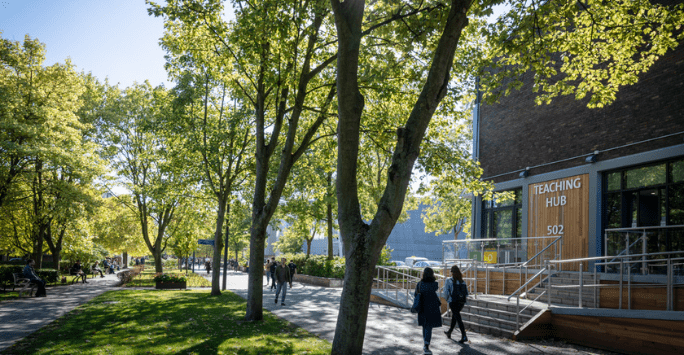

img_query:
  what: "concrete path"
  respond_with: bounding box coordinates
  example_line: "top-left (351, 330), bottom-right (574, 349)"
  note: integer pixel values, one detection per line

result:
top-left (213, 271), bottom-right (620, 355)
top-left (0, 272), bottom-right (122, 351)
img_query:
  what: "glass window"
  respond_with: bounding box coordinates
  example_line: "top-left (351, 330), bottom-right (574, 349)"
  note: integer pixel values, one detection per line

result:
top-left (624, 164), bottom-right (666, 189)
top-left (607, 172), bottom-right (621, 191)
top-left (604, 193), bottom-right (621, 228)
top-left (672, 160), bottom-right (684, 183)
top-left (494, 210), bottom-right (513, 239)
top-left (669, 184), bottom-right (684, 225)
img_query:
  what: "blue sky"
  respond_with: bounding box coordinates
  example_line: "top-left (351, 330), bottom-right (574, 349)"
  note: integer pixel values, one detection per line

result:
top-left (1, 0), bottom-right (171, 88)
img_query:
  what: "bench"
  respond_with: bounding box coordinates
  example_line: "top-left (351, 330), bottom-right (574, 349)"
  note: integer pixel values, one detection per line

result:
top-left (12, 273), bottom-right (36, 298)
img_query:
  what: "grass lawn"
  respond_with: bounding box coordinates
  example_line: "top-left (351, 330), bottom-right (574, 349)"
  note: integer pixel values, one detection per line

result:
top-left (124, 269), bottom-right (211, 288)
top-left (2, 289), bottom-right (331, 355)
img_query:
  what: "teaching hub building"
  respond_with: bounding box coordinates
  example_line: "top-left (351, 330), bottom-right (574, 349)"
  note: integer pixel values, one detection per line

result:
top-left (459, 39), bottom-right (684, 354)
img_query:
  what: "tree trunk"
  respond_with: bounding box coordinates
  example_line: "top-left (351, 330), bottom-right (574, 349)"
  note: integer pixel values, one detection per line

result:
top-left (245, 220), bottom-right (268, 321)
top-left (222, 202), bottom-right (231, 290)
top-left (330, 0), bottom-right (471, 353)
top-left (122, 251), bottom-right (128, 269)
top-left (211, 197), bottom-right (227, 296)
top-left (306, 239), bottom-right (312, 257)
top-left (327, 171), bottom-right (334, 260)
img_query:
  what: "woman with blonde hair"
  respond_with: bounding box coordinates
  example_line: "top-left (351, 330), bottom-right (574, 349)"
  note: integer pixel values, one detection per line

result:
top-left (443, 264), bottom-right (468, 343)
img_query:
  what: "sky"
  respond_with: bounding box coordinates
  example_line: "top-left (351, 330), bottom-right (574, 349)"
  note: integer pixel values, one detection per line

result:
top-left (1, 0), bottom-right (172, 88)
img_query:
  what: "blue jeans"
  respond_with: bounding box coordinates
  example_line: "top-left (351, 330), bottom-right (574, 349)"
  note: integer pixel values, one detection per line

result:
top-left (275, 282), bottom-right (287, 303)
top-left (422, 325), bottom-right (433, 345)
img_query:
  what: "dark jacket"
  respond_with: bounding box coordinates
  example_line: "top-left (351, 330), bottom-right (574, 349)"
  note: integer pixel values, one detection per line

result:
top-left (23, 265), bottom-right (41, 281)
top-left (415, 281), bottom-right (442, 327)
top-left (274, 264), bottom-right (291, 285)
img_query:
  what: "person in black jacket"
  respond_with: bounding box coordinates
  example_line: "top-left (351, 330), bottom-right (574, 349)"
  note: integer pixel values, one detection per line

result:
top-left (443, 264), bottom-right (468, 343)
top-left (23, 259), bottom-right (46, 297)
top-left (269, 259), bottom-right (277, 290)
top-left (415, 267), bottom-right (442, 355)
top-left (71, 261), bottom-right (87, 283)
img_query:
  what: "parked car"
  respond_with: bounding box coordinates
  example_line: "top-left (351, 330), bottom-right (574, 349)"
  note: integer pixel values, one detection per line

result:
top-left (388, 260), bottom-right (408, 268)
top-left (404, 256), bottom-right (428, 267)
top-left (413, 260), bottom-right (443, 269)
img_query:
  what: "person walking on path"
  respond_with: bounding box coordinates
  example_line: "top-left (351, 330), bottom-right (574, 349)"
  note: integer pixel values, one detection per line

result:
top-left (274, 257), bottom-right (292, 306)
top-left (269, 258), bottom-right (278, 290)
top-left (287, 260), bottom-right (297, 279)
top-left (264, 260), bottom-right (271, 286)
top-left (443, 264), bottom-right (468, 344)
top-left (22, 259), bottom-right (47, 297)
top-left (415, 267), bottom-right (442, 355)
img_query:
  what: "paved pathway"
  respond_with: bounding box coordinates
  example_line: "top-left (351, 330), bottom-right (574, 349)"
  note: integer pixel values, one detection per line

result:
top-left (212, 271), bottom-right (620, 355)
top-left (0, 273), bottom-right (122, 351)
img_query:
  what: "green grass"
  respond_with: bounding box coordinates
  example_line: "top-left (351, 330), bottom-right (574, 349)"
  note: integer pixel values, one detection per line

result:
top-left (124, 269), bottom-right (211, 288)
top-left (0, 290), bottom-right (19, 302)
top-left (2, 289), bottom-right (331, 355)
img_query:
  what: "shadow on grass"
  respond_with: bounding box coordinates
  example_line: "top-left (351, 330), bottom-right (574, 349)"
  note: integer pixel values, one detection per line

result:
top-left (1, 290), bottom-right (330, 355)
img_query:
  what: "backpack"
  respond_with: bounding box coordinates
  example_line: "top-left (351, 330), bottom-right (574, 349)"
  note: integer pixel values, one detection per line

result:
top-left (451, 278), bottom-right (467, 303)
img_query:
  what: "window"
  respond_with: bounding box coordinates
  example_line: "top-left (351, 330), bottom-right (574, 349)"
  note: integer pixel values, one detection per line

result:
top-left (482, 188), bottom-right (522, 240)
top-left (602, 158), bottom-right (684, 255)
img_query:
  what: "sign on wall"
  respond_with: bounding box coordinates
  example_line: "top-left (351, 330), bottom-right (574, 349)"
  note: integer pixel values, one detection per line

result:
top-left (528, 174), bottom-right (589, 270)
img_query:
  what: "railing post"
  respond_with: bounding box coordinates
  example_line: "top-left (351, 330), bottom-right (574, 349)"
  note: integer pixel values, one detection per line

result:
top-left (503, 265), bottom-right (506, 295)
top-left (516, 295), bottom-right (520, 330)
top-left (619, 259), bottom-right (623, 310)
top-left (593, 264), bottom-right (598, 308)
top-left (667, 258), bottom-right (672, 311)
top-left (641, 230), bottom-right (647, 275)
top-left (474, 261), bottom-right (478, 298)
top-left (628, 260), bottom-right (631, 310)
top-left (547, 261), bottom-right (552, 309)
top-left (579, 262), bottom-right (583, 308)
top-left (486, 263), bottom-right (490, 295)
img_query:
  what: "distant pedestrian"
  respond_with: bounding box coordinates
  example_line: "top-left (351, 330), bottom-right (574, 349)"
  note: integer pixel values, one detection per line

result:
top-left (288, 260), bottom-right (297, 277)
top-left (23, 259), bottom-right (46, 297)
top-left (205, 261), bottom-right (211, 274)
top-left (443, 264), bottom-right (468, 344)
top-left (415, 267), bottom-right (442, 355)
top-left (269, 258), bottom-right (277, 290)
top-left (274, 257), bottom-right (292, 306)
top-left (264, 260), bottom-right (271, 286)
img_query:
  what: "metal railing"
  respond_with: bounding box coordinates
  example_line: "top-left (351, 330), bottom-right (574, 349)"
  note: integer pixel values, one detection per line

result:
top-left (604, 225), bottom-right (684, 275)
top-left (549, 250), bottom-right (684, 311)
top-left (373, 265), bottom-right (448, 307)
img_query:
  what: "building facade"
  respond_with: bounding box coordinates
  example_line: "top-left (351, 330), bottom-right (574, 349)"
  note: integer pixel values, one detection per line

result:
top-left (471, 44), bottom-right (684, 268)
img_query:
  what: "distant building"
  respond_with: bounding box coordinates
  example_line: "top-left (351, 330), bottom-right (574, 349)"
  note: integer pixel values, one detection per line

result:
top-left (265, 205), bottom-right (466, 261)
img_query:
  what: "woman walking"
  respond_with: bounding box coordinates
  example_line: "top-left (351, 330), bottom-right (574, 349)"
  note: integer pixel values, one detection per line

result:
top-left (415, 267), bottom-right (442, 355)
top-left (443, 264), bottom-right (468, 343)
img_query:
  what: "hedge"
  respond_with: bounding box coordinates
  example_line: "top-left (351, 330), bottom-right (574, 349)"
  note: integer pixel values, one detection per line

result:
top-left (0, 265), bottom-right (60, 287)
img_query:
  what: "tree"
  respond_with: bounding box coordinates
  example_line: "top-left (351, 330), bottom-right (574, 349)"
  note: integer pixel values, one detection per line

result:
top-left (102, 82), bottom-right (190, 273)
top-left (329, 0), bottom-right (684, 353)
top-left (92, 196), bottom-right (148, 267)
top-left (148, 0), bottom-right (339, 320)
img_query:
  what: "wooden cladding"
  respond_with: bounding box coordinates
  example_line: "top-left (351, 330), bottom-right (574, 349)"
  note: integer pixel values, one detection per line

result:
top-left (528, 174), bottom-right (589, 271)
top-left (599, 281), bottom-right (684, 311)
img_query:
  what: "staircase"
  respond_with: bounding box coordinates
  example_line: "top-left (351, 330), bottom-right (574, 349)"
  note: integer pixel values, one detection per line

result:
top-left (442, 295), bottom-right (543, 338)
top-left (523, 271), bottom-right (599, 308)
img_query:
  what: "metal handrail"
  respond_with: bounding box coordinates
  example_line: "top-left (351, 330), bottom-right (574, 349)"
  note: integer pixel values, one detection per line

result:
top-left (507, 267), bottom-right (548, 301)
top-left (521, 237), bottom-right (562, 267)
top-left (604, 225), bottom-right (684, 232)
top-left (548, 251), bottom-right (684, 312)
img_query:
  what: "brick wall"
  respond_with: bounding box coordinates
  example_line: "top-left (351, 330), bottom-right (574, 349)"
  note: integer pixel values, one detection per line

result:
top-left (479, 43), bottom-right (684, 183)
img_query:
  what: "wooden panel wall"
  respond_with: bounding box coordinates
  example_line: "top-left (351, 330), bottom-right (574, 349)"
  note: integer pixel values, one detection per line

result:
top-left (551, 314), bottom-right (684, 355)
top-left (469, 270), bottom-right (544, 296)
top-left (528, 174), bottom-right (589, 271)
top-left (599, 281), bottom-right (684, 311)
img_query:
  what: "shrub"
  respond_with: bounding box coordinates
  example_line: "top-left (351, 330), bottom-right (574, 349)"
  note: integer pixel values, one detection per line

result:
top-left (37, 269), bottom-right (59, 284)
top-left (153, 273), bottom-right (187, 283)
top-left (278, 253), bottom-right (346, 279)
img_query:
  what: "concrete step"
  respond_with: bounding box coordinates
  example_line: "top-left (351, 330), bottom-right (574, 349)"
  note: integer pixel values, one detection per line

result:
top-left (442, 316), bottom-right (515, 338)
top-left (466, 298), bottom-right (539, 316)
top-left (461, 305), bottom-right (533, 324)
